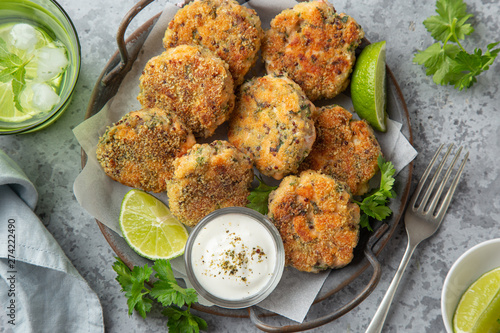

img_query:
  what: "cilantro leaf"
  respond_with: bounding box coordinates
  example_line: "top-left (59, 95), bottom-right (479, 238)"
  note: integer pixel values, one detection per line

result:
top-left (247, 176), bottom-right (278, 215)
top-left (150, 281), bottom-right (198, 308)
top-left (414, 43), bottom-right (461, 85)
top-left (355, 155), bottom-right (396, 231)
top-left (449, 43), bottom-right (500, 90)
top-left (164, 307), bottom-right (208, 333)
top-left (150, 259), bottom-right (199, 308)
top-left (112, 258), bottom-right (206, 331)
top-left (379, 156), bottom-right (396, 198)
top-left (112, 258), bottom-right (153, 318)
top-left (152, 259), bottom-right (176, 283)
top-left (424, 0), bottom-right (473, 43)
top-left (414, 0), bottom-right (499, 90)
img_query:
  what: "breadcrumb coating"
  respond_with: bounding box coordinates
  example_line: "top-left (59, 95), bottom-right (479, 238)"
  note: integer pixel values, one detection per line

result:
top-left (228, 74), bottom-right (316, 180)
top-left (268, 170), bottom-right (360, 273)
top-left (163, 0), bottom-right (264, 85)
top-left (299, 105), bottom-right (381, 195)
top-left (96, 108), bottom-right (196, 193)
top-left (262, 0), bottom-right (364, 100)
top-left (167, 140), bottom-right (254, 227)
top-left (138, 45), bottom-right (235, 138)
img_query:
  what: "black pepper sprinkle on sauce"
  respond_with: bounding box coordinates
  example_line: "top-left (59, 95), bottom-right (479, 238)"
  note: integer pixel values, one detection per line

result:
top-left (204, 233), bottom-right (269, 282)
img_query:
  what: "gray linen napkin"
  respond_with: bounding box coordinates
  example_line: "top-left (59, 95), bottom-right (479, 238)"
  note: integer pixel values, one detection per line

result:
top-left (0, 150), bottom-right (103, 332)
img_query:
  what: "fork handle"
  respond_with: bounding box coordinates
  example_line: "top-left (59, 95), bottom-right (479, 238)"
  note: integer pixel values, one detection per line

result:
top-left (365, 239), bottom-right (418, 333)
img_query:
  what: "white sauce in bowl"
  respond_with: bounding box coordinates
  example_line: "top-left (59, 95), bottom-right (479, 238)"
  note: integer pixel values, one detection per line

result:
top-left (191, 213), bottom-right (277, 300)
top-left (184, 207), bottom-right (284, 308)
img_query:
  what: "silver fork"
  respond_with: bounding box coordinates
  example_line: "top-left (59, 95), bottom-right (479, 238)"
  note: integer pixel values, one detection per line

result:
top-left (365, 144), bottom-right (469, 333)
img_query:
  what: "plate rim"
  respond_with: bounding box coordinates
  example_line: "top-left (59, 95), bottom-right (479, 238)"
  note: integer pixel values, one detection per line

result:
top-left (81, 5), bottom-right (414, 327)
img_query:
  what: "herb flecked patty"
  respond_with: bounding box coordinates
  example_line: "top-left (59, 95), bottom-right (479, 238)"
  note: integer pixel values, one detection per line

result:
top-left (299, 105), bottom-right (381, 196)
top-left (138, 45), bottom-right (235, 138)
top-left (163, 0), bottom-right (264, 86)
top-left (262, 0), bottom-right (364, 100)
top-left (268, 170), bottom-right (360, 273)
top-left (167, 140), bottom-right (254, 227)
top-left (96, 108), bottom-right (196, 193)
top-left (228, 74), bottom-right (316, 180)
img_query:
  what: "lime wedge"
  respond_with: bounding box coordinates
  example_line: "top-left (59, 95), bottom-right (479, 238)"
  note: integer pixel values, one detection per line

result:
top-left (119, 189), bottom-right (189, 260)
top-left (350, 40), bottom-right (387, 132)
top-left (0, 81), bottom-right (35, 122)
top-left (453, 266), bottom-right (500, 333)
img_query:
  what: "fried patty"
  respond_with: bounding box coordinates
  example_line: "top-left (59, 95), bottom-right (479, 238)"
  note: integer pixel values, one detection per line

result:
top-left (137, 45), bottom-right (234, 138)
top-left (167, 140), bottom-right (254, 227)
top-left (299, 105), bottom-right (381, 195)
top-left (228, 74), bottom-right (316, 180)
top-left (268, 170), bottom-right (360, 273)
top-left (96, 108), bottom-right (196, 193)
top-left (163, 0), bottom-right (264, 86)
top-left (262, 0), bottom-right (364, 101)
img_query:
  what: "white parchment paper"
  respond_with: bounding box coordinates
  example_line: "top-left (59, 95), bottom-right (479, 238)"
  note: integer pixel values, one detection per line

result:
top-left (73, 0), bottom-right (417, 323)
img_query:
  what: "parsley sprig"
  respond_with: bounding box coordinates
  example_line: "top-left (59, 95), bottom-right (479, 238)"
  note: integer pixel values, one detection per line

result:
top-left (246, 176), bottom-right (278, 215)
top-left (112, 258), bottom-right (207, 333)
top-left (413, 0), bottom-right (499, 90)
top-left (353, 155), bottom-right (396, 231)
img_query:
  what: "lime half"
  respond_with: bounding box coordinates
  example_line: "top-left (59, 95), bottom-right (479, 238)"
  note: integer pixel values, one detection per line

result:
top-left (119, 189), bottom-right (188, 260)
top-left (453, 266), bottom-right (500, 333)
top-left (351, 40), bottom-right (387, 132)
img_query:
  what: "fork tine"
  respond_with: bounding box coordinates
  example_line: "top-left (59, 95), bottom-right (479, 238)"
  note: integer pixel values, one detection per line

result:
top-left (413, 144), bottom-right (453, 211)
top-left (417, 144), bottom-right (454, 212)
top-left (410, 144), bottom-right (445, 208)
top-left (435, 150), bottom-right (468, 220)
top-left (426, 146), bottom-right (463, 215)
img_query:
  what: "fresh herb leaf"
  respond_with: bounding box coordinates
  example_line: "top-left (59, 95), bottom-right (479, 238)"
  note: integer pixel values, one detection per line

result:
top-left (164, 307), bottom-right (208, 333)
top-left (449, 43), bottom-right (500, 90)
top-left (0, 66), bottom-right (19, 82)
top-left (414, 42), bottom-right (461, 85)
top-left (423, 0), bottom-right (473, 43)
top-left (152, 258), bottom-right (176, 283)
top-left (0, 37), bottom-right (36, 112)
top-left (151, 260), bottom-right (198, 308)
top-left (247, 176), bottom-right (278, 215)
top-left (355, 155), bottom-right (396, 231)
top-left (11, 65), bottom-right (26, 111)
top-left (414, 0), bottom-right (499, 90)
top-left (112, 258), bottom-right (206, 331)
top-left (112, 259), bottom-right (153, 318)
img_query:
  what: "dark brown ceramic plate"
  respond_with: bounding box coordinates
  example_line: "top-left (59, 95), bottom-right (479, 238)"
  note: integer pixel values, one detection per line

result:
top-left (82, 1), bottom-right (413, 331)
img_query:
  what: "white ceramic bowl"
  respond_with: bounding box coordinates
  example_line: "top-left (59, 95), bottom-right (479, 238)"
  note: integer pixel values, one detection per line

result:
top-left (441, 238), bottom-right (500, 332)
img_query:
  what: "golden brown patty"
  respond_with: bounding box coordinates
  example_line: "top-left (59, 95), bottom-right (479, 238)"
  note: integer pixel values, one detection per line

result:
top-left (167, 140), bottom-right (254, 227)
top-left (228, 74), bottom-right (316, 180)
top-left (96, 108), bottom-right (196, 193)
top-left (299, 105), bottom-right (381, 196)
top-left (137, 45), bottom-right (235, 138)
top-left (268, 170), bottom-right (360, 273)
top-left (262, 0), bottom-right (364, 101)
top-left (163, 0), bottom-right (264, 86)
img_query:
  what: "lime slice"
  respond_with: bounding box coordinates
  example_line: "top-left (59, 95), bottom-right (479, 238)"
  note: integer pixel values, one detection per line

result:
top-left (453, 266), bottom-right (500, 333)
top-left (0, 81), bottom-right (36, 122)
top-left (351, 40), bottom-right (387, 132)
top-left (119, 189), bottom-right (189, 260)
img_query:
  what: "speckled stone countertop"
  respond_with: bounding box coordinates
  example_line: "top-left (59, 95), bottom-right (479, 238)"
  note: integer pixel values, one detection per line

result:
top-left (1, 0), bottom-right (499, 332)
